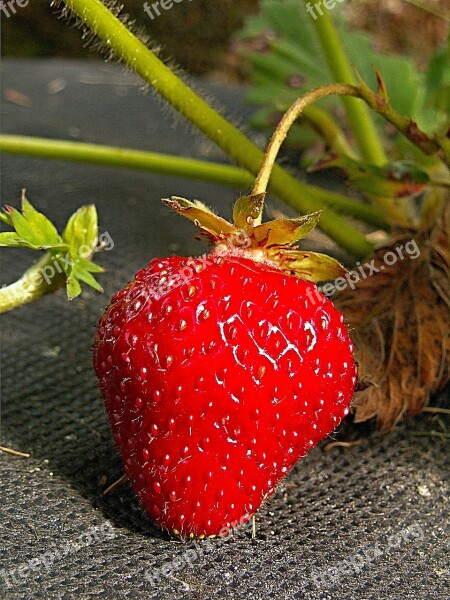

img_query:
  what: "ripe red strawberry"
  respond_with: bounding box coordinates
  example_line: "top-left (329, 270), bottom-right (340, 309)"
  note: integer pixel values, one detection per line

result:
top-left (93, 195), bottom-right (357, 538)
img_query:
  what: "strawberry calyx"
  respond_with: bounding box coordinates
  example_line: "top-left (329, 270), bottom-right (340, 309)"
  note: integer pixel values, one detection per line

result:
top-left (162, 194), bottom-right (347, 283)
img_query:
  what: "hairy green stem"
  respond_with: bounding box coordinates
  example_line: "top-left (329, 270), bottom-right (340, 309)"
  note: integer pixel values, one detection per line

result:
top-left (59, 0), bottom-right (373, 258)
top-left (307, 1), bottom-right (387, 167)
top-left (0, 253), bottom-right (65, 313)
top-left (355, 73), bottom-right (450, 167)
top-left (252, 85), bottom-right (409, 226)
top-left (0, 134), bottom-right (388, 229)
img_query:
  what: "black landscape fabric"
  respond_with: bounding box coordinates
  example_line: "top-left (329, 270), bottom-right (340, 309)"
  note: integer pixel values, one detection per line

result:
top-left (0, 61), bottom-right (448, 599)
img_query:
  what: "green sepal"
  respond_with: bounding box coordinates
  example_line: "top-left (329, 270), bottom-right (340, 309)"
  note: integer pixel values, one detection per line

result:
top-left (0, 231), bottom-right (54, 249)
top-left (0, 211), bottom-right (13, 226)
top-left (253, 212), bottom-right (322, 247)
top-left (232, 193), bottom-right (266, 230)
top-left (66, 275), bottom-right (82, 300)
top-left (0, 232), bottom-right (25, 247)
top-left (76, 256), bottom-right (105, 274)
top-left (64, 259), bottom-right (103, 301)
top-left (62, 204), bottom-right (99, 260)
top-left (0, 231), bottom-right (68, 251)
top-left (163, 195), bottom-right (337, 283)
top-left (72, 262), bottom-right (104, 292)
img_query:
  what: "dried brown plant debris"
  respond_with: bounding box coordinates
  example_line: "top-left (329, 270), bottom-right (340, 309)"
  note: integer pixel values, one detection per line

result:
top-left (336, 201), bottom-right (450, 432)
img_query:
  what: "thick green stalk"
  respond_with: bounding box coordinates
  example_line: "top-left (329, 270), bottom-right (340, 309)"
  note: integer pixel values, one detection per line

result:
top-left (307, 2), bottom-right (387, 166)
top-left (0, 134), bottom-right (388, 229)
top-left (306, 6), bottom-right (414, 225)
top-left (60, 0), bottom-right (373, 258)
top-left (0, 253), bottom-right (65, 313)
top-left (1, 134), bottom-right (254, 188)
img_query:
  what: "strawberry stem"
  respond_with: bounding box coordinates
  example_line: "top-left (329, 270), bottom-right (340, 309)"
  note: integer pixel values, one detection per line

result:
top-left (253, 86), bottom-right (356, 198)
top-left (252, 84), bottom-right (436, 227)
top-left (0, 134), bottom-right (388, 230)
top-left (0, 252), bottom-right (66, 313)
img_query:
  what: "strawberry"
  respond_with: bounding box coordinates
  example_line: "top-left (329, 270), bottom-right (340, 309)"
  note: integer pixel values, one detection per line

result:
top-left (93, 194), bottom-right (357, 538)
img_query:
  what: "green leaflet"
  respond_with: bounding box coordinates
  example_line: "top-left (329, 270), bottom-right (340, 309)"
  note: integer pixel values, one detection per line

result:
top-left (62, 204), bottom-right (98, 259)
top-left (4, 195), bottom-right (61, 249)
top-left (0, 194), bottom-right (105, 301)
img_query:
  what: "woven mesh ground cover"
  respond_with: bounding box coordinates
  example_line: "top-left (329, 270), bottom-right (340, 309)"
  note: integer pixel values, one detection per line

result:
top-left (0, 60), bottom-right (448, 599)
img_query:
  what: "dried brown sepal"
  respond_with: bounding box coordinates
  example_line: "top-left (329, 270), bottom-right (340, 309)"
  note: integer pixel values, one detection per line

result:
top-left (163, 197), bottom-right (342, 283)
top-left (162, 197), bottom-right (235, 239)
top-left (336, 202), bottom-right (450, 431)
top-left (253, 212), bottom-right (322, 247)
top-left (270, 249), bottom-right (347, 282)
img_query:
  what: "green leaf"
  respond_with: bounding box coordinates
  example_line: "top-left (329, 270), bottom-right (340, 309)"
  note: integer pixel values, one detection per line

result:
top-left (1, 196), bottom-right (107, 307)
top-left (0, 232), bottom-right (31, 248)
top-left (0, 209), bottom-right (14, 226)
top-left (1, 197), bottom-right (106, 309)
top-left (238, 1), bottom-right (445, 140)
top-left (425, 38), bottom-right (450, 99)
top-left (17, 195), bottom-right (61, 246)
top-left (2, 197), bottom-right (64, 250)
top-left (0, 230), bottom-right (68, 251)
top-left (62, 204), bottom-right (98, 260)
top-left (420, 38), bottom-right (450, 131)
